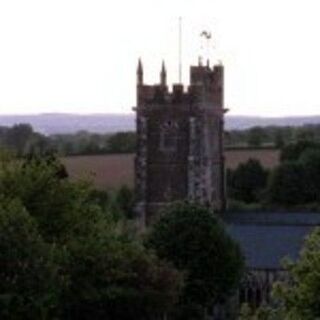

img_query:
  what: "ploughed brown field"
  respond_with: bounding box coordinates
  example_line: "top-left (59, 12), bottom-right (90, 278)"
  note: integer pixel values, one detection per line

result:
top-left (61, 149), bottom-right (280, 190)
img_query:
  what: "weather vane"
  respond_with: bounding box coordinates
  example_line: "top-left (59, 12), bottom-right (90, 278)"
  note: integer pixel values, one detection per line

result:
top-left (200, 30), bottom-right (213, 66)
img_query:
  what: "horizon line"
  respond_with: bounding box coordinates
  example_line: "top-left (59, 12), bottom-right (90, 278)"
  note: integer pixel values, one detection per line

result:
top-left (1, 112), bottom-right (320, 119)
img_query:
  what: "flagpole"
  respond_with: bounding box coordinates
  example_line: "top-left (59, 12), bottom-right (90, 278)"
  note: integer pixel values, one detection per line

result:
top-left (179, 17), bottom-right (182, 83)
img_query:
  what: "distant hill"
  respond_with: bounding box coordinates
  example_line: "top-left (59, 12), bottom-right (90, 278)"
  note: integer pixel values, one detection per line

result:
top-left (0, 113), bottom-right (320, 134)
top-left (0, 114), bottom-right (135, 135)
top-left (226, 115), bottom-right (320, 130)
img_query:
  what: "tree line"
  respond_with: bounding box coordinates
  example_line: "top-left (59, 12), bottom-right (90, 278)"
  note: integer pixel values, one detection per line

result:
top-left (225, 124), bottom-right (320, 148)
top-left (0, 123), bottom-right (136, 156)
top-left (227, 140), bottom-right (320, 210)
top-left (5, 122), bottom-right (320, 157)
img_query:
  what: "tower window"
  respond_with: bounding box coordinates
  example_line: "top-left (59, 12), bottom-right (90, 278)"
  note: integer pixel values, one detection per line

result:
top-left (159, 121), bottom-right (178, 152)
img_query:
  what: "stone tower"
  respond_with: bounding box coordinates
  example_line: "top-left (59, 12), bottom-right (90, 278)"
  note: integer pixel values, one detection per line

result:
top-left (134, 58), bottom-right (226, 225)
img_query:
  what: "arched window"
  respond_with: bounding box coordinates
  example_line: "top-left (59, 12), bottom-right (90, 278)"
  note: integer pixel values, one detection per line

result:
top-left (159, 120), bottom-right (178, 152)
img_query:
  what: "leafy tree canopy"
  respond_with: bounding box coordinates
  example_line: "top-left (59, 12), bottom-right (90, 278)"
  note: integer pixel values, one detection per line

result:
top-left (146, 202), bottom-right (244, 319)
top-left (280, 140), bottom-right (320, 162)
top-left (298, 148), bottom-right (320, 201)
top-left (227, 159), bottom-right (268, 203)
top-left (0, 154), bottom-right (182, 319)
top-left (247, 127), bottom-right (267, 147)
top-left (266, 162), bottom-right (310, 206)
top-left (0, 197), bottom-right (63, 320)
top-left (273, 227), bottom-right (320, 320)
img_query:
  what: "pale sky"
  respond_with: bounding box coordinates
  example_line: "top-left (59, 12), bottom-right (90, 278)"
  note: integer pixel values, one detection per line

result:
top-left (0, 0), bottom-right (320, 116)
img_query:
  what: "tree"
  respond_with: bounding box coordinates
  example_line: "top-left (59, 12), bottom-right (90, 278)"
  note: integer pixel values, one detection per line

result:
top-left (4, 124), bottom-right (34, 155)
top-left (0, 198), bottom-right (63, 320)
top-left (146, 202), bottom-right (244, 319)
top-left (272, 227), bottom-right (320, 319)
top-left (107, 132), bottom-right (136, 153)
top-left (298, 148), bottom-right (320, 201)
top-left (24, 152), bottom-right (68, 179)
top-left (273, 130), bottom-right (284, 148)
top-left (1, 124), bottom-right (50, 156)
top-left (247, 127), bottom-right (266, 147)
top-left (295, 127), bottom-right (315, 142)
top-left (239, 304), bottom-right (253, 320)
top-left (266, 162), bottom-right (310, 207)
top-left (270, 142), bottom-right (320, 207)
top-left (0, 155), bottom-right (80, 242)
top-left (64, 234), bottom-right (182, 320)
top-left (280, 140), bottom-right (320, 162)
top-left (228, 159), bottom-right (269, 203)
top-left (116, 185), bottom-right (135, 218)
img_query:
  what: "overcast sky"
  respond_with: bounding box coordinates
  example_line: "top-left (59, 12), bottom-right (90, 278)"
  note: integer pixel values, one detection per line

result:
top-left (0, 0), bottom-right (320, 116)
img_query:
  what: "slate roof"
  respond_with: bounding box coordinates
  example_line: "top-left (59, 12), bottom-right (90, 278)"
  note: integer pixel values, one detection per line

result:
top-left (221, 212), bottom-right (320, 270)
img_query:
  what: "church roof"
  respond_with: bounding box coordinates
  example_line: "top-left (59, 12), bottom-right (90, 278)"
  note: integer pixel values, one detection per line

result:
top-left (222, 212), bottom-right (320, 270)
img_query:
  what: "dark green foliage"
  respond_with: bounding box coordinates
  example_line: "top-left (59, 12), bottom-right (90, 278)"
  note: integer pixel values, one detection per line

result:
top-left (266, 143), bottom-right (320, 207)
top-left (274, 130), bottom-right (284, 148)
top-left (280, 140), bottom-right (320, 162)
top-left (238, 303), bottom-right (283, 320)
top-left (0, 155), bottom-right (182, 319)
top-left (116, 185), bottom-right (135, 219)
top-left (0, 123), bottom-right (137, 156)
top-left (49, 130), bottom-right (136, 155)
top-left (4, 124), bottom-right (34, 154)
top-left (0, 198), bottom-right (63, 320)
top-left (247, 127), bottom-right (266, 147)
top-left (225, 138), bottom-right (320, 209)
top-left (0, 124), bottom-right (51, 156)
top-left (227, 159), bottom-right (269, 203)
top-left (88, 188), bottom-right (110, 209)
top-left (266, 162), bottom-right (309, 206)
top-left (64, 237), bottom-right (182, 320)
top-left (298, 148), bottom-right (320, 201)
top-left (272, 227), bottom-right (320, 319)
top-left (146, 202), bottom-right (244, 319)
top-left (295, 127), bottom-right (315, 142)
top-left (225, 124), bottom-right (320, 149)
top-left (224, 129), bottom-right (248, 147)
top-left (50, 130), bottom-right (110, 155)
top-left (0, 156), bottom-right (84, 242)
top-left (226, 141), bottom-right (320, 209)
top-left (24, 151), bottom-right (69, 179)
top-left (107, 132), bottom-right (136, 153)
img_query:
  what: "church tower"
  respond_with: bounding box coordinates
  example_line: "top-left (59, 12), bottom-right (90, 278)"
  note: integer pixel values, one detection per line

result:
top-left (134, 59), bottom-right (226, 225)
